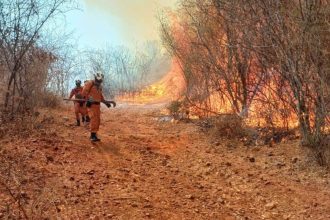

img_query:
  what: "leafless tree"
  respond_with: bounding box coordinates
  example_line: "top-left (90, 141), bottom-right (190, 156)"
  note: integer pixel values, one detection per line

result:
top-left (82, 42), bottom-right (170, 98)
top-left (160, 0), bottom-right (266, 117)
top-left (160, 0), bottom-right (330, 155)
top-left (246, 0), bottom-right (330, 146)
top-left (0, 0), bottom-right (77, 116)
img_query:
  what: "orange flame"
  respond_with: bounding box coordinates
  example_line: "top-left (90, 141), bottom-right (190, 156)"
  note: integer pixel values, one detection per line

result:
top-left (118, 59), bottom-right (185, 104)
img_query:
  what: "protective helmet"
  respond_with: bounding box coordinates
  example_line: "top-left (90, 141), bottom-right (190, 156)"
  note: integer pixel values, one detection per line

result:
top-left (94, 72), bottom-right (104, 83)
top-left (75, 80), bottom-right (82, 86)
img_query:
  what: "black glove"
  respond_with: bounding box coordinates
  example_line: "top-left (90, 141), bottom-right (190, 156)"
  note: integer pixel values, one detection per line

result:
top-left (105, 102), bottom-right (111, 108)
top-left (86, 100), bottom-right (92, 107)
top-left (86, 97), bottom-right (94, 107)
top-left (109, 101), bottom-right (116, 108)
top-left (76, 94), bottom-right (83, 99)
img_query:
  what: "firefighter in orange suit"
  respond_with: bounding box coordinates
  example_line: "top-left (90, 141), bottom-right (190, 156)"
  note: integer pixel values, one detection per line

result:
top-left (69, 80), bottom-right (89, 126)
top-left (82, 72), bottom-right (111, 142)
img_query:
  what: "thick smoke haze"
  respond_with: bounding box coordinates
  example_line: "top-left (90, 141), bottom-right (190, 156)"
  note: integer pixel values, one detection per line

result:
top-left (58, 0), bottom-right (177, 90)
top-left (71, 0), bottom-right (176, 46)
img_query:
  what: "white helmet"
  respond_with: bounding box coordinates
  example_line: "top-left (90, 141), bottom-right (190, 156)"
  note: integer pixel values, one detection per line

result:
top-left (94, 72), bottom-right (104, 83)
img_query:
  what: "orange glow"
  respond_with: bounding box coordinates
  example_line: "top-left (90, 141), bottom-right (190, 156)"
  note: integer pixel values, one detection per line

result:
top-left (118, 59), bottom-right (185, 104)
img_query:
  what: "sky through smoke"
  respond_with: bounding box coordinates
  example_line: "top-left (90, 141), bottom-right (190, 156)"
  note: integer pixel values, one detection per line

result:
top-left (64, 0), bottom-right (177, 49)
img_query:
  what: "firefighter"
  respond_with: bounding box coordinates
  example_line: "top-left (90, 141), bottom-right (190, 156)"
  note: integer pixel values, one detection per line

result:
top-left (69, 80), bottom-right (88, 126)
top-left (82, 72), bottom-right (111, 142)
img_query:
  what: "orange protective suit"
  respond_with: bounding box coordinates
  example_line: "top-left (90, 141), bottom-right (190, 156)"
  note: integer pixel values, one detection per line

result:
top-left (82, 80), bottom-right (105, 133)
top-left (69, 87), bottom-right (87, 120)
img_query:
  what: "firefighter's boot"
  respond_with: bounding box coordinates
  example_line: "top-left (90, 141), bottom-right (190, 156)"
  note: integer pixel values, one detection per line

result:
top-left (90, 132), bottom-right (100, 142)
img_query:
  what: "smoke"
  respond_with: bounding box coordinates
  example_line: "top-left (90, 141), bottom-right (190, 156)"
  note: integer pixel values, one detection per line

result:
top-left (77, 0), bottom-right (176, 90)
top-left (84, 0), bottom-right (177, 44)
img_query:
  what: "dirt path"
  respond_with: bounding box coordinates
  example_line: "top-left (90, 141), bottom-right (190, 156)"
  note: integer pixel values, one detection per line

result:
top-left (1, 103), bottom-right (330, 219)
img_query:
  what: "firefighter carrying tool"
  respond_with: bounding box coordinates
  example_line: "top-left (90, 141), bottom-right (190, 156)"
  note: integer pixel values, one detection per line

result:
top-left (82, 72), bottom-right (116, 142)
top-left (64, 74), bottom-right (116, 142)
